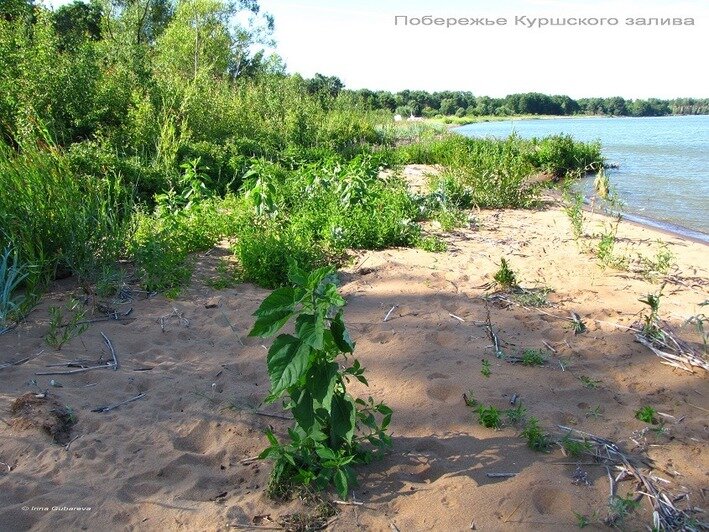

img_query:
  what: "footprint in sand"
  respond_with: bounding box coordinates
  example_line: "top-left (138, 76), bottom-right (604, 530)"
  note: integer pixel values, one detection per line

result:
top-left (426, 373), bottom-right (455, 402)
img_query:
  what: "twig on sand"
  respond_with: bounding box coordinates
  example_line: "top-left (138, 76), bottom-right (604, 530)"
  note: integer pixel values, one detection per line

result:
top-left (383, 305), bottom-right (397, 323)
top-left (228, 524), bottom-right (281, 530)
top-left (635, 333), bottom-right (708, 373)
top-left (557, 425), bottom-right (701, 530)
top-left (158, 308), bottom-right (190, 332)
top-left (0, 357), bottom-right (30, 370)
top-left (219, 303), bottom-right (244, 347)
top-left (35, 364), bottom-right (114, 376)
top-left (486, 472), bottom-right (517, 478)
top-left (64, 435), bottom-right (80, 451)
top-left (92, 393), bottom-right (145, 413)
top-left (390, 523), bottom-right (401, 532)
top-left (0, 461), bottom-right (11, 472)
top-left (332, 499), bottom-right (364, 506)
top-left (484, 305), bottom-right (504, 358)
top-left (101, 332), bottom-right (118, 370)
top-left (449, 313), bottom-right (465, 322)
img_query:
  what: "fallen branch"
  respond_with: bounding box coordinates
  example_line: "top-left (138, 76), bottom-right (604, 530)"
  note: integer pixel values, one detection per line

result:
top-left (92, 393), bottom-right (145, 413)
top-left (486, 472), bottom-right (516, 478)
top-left (635, 333), bottom-right (708, 373)
top-left (383, 305), bottom-right (397, 323)
top-left (484, 305), bottom-right (504, 358)
top-left (35, 363), bottom-right (115, 376)
top-left (101, 332), bottom-right (119, 370)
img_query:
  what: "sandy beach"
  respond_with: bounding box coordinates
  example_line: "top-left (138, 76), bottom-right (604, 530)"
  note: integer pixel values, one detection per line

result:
top-left (1, 174), bottom-right (707, 531)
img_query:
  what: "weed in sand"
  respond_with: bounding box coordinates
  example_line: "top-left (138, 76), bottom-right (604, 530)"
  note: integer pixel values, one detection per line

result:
top-left (640, 242), bottom-right (674, 279)
top-left (205, 259), bottom-right (241, 290)
top-left (579, 376), bottom-right (602, 389)
top-left (563, 191), bottom-right (585, 241)
top-left (570, 312), bottom-right (587, 335)
top-left (560, 433), bottom-right (592, 457)
top-left (607, 494), bottom-right (641, 525)
top-left (521, 417), bottom-right (550, 451)
top-left (586, 405), bottom-right (603, 419)
top-left (639, 289), bottom-right (665, 342)
top-left (481, 359), bottom-right (491, 378)
top-left (512, 287), bottom-right (551, 308)
top-left (477, 405), bottom-right (502, 429)
top-left (506, 403), bottom-right (527, 424)
top-left (574, 512), bottom-right (590, 528)
top-left (521, 349), bottom-right (547, 367)
top-left (0, 246), bottom-right (28, 327)
top-left (635, 405), bottom-right (658, 424)
top-left (494, 257), bottom-right (517, 290)
top-left (416, 235), bottom-right (447, 253)
top-left (463, 390), bottom-right (479, 408)
top-left (45, 300), bottom-right (89, 350)
top-left (686, 303), bottom-right (708, 356)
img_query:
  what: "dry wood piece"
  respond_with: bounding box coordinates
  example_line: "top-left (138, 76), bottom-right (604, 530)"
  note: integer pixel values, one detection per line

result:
top-left (92, 393), bottom-right (145, 413)
top-left (486, 472), bottom-right (516, 478)
top-left (101, 332), bottom-right (119, 370)
top-left (557, 425), bottom-right (702, 530)
top-left (383, 305), bottom-right (397, 322)
top-left (635, 333), bottom-right (708, 373)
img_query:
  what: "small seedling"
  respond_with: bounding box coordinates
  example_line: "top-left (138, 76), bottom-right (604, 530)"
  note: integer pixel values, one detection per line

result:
top-left (477, 405), bottom-right (501, 429)
top-left (45, 299), bottom-right (89, 350)
top-left (570, 312), bottom-right (587, 334)
top-left (574, 512), bottom-right (590, 529)
top-left (607, 494), bottom-right (641, 525)
top-left (579, 375), bottom-right (601, 389)
top-left (417, 235), bottom-right (447, 253)
top-left (506, 403), bottom-right (527, 424)
top-left (586, 405), bottom-right (603, 419)
top-left (563, 191), bottom-right (585, 241)
top-left (560, 433), bottom-right (592, 457)
top-left (463, 390), bottom-right (478, 408)
top-left (521, 417), bottom-right (550, 451)
top-left (639, 289), bottom-right (665, 342)
top-left (635, 405), bottom-right (657, 424)
top-left (481, 359), bottom-right (491, 378)
top-left (494, 257), bottom-right (517, 290)
top-left (521, 349), bottom-right (546, 367)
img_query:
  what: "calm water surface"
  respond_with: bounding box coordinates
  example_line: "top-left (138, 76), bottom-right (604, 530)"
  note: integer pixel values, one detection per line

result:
top-left (456, 115), bottom-right (709, 240)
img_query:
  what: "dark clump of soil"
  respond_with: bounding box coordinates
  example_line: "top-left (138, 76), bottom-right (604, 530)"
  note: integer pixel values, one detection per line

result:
top-left (10, 392), bottom-right (75, 444)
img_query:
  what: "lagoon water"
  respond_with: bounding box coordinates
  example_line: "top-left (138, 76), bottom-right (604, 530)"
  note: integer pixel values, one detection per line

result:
top-left (456, 115), bottom-right (709, 240)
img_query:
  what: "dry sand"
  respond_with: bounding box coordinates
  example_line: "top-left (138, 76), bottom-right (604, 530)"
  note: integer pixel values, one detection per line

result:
top-left (1, 171), bottom-right (708, 531)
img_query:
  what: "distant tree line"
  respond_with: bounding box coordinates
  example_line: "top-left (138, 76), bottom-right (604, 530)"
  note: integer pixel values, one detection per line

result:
top-left (339, 87), bottom-right (709, 118)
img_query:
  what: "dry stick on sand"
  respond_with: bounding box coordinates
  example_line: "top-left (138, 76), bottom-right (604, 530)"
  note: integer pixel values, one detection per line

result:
top-left (35, 364), bottom-right (115, 376)
top-left (92, 393), bottom-right (145, 413)
top-left (383, 305), bottom-right (398, 323)
top-left (557, 425), bottom-right (702, 530)
top-left (101, 332), bottom-right (119, 370)
top-left (484, 304), bottom-right (504, 358)
top-left (635, 333), bottom-right (708, 373)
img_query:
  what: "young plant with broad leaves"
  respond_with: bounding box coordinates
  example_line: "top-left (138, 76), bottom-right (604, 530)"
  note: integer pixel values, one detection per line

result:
top-left (249, 262), bottom-right (392, 499)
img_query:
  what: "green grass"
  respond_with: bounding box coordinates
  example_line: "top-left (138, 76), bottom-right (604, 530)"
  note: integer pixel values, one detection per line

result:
top-left (476, 405), bottom-right (502, 429)
top-left (521, 349), bottom-right (547, 366)
top-left (634, 405), bottom-right (658, 424)
top-left (521, 417), bottom-right (550, 451)
top-left (494, 257), bottom-right (518, 290)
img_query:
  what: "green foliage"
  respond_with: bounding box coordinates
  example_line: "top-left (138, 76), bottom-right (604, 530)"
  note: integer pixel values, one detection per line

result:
top-left (250, 262), bottom-right (391, 500)
top-left (521, 349), bottom-right (547, 367)
top-left (560, 433), bottom-right (592, 457)
top-left (480, 359), bottom-right (491, 378)
top-left (563, 190), bottom-right (585, 241)
top-left (607, 494), bottom-right (641, 524)
top-left (45, 299), bottom-right (89, 350)
top-left (494, 257), bottom-right (518, 290)
top-left (0, 143), bottom-right (133, 292)
top-left (506, 403), bottom-right (527, 424)
top-left (639, 288), bottom-right (665, 342)
top-left (640, 242), bottom-right (674, 280)
top-left (521, 417), bottom-right (550, 451)
top-left (0, 246), bottom-right (28, 328)
top-left (579, 375), bottom-right (602, 389)
top-left (416, 235), bottom-right (447, 253)
top-left (635, 405), bottom-right (658, 424)
top-left (476, 405), bottom-right (502, 429)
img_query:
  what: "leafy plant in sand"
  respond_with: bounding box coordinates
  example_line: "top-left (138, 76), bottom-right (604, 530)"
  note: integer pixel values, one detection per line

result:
top-left (0, 246), bottom-right (28, 329)
top-left (250, 261), bottom-right (392, 500)
top-left (494, 257), bottom-right (518, 290)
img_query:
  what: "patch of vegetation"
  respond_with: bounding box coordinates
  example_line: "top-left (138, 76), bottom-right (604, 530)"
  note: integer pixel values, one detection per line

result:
top-left (494, 257), bottom-right (518, 290)
top-left (481, 359), bottom-right (491, 378)
top-left (563, 190), bottom-right (585, 241)
top-left (0, 246), bottom-right (28, 328)
top-left (606, 494), bottom-right (641, 526)
top-left (579, 376), bottom-right (602, 389)
top-left (416, 235), bottom-right (447, 253)
top-left (251, 262), bottom-right (392, 500)
top-left (205, 259), bottom-right (241, 290)
top-left (570, 312), bottom-right (587, 335)
top-left (521, 417), bottom-right (550, 451)
top-left (586, 405), bottom-right (603, 419)
top-left (476, 405), bottom-right (502, 429)
top-left (634, 405), bottom-right (658, 424)
top-left (506, 403), bottom-right (527, 424)
top-left (45, 299), bottom-right (89, 350)
top-left (511, 287), bottom-right (551, 308)
top-left (639, 289), bottom-right (665, 343)
top-left (640, 242), bottom-right (674, 279)
top-left (560, 433), bottom-right (592, 457)
top-left (521, 348), bottom-right (547, 367)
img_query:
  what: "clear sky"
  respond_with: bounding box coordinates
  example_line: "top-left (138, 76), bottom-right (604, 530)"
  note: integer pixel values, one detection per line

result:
top-left (46, 0), bottom-right (709, 99)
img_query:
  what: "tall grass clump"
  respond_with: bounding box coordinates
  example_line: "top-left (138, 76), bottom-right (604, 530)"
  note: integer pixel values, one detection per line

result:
top-left (0, 142), bottom-right (134, 292)
top-left (0, 246), bottom-right (28, 329)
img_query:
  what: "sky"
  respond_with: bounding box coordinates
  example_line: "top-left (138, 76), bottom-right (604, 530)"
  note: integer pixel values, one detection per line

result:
top-left (46, 0), bottom-right (709, 99)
